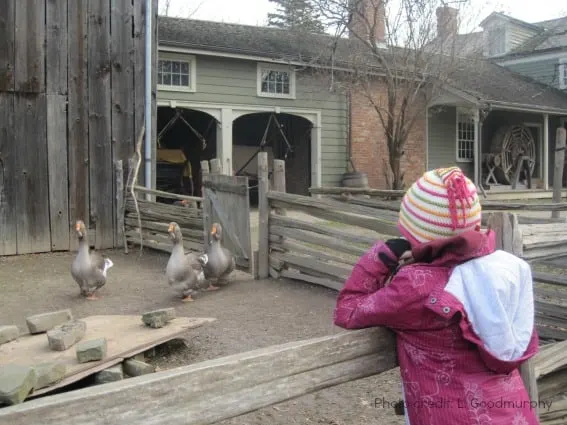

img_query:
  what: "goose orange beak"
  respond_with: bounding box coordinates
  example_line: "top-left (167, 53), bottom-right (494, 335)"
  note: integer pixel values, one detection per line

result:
top-left (168, 224), bottom-right (174, 232)
top-left (75, 223), bottom-right (81, 231)
top-left (211, 225), bottom-right (217, 235)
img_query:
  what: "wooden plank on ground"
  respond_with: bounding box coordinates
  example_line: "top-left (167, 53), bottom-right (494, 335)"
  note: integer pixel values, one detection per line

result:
top-left (0, 93), bottom-right (17, 255)
top-left (14, 0), bottom-right (45, 93)
top-left (46, 0), bottom-right (68, 95)
top-left (67, 0), bottom-right (89, 251)
top-left (46, 95), bottom-right (70, 251)
top-left (0, 0), bottom-right (15, 92)
top-left (14, 94), bottom-right (51, 254)
top-left (88, 0), bottom-right (114, 249)
top-left (0, 315), bottom-right (215, 398)
top-left (0, 327), bottom-right (397, 425)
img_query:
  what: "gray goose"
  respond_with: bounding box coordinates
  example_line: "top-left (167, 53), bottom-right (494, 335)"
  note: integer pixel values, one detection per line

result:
top-left (166, 222), bottom-right (205, 302)
top-left (198, 223), bottom-right (236, 291)
top-left (71, 220), bottom-right (113, 300)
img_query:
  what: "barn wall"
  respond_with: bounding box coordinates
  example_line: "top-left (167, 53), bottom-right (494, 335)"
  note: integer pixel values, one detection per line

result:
top-left (0, 0), bottom-right (157, 256)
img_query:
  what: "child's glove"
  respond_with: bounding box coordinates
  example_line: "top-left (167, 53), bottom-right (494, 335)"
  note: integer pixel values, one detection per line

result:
top-left (385, 238), bottom-right (411, 258)
top-left (378, 238), bottom-right (411, 272)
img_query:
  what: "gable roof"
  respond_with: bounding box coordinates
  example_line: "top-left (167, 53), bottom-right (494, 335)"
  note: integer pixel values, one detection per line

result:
top-left (507, 16), bottom-right (567, 56)
top-left (480, 12), bottom-right (542, 32)
top-left (157, 16), bottom-right (567, 114)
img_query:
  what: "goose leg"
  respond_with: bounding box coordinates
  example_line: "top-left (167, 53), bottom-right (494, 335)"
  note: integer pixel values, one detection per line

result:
top-left (205, 283), bottom-right (220, 291)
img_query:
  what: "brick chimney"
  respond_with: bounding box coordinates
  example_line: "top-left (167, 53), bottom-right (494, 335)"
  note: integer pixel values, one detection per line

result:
top-left (348, 0), bottom-right (386, 44)
top-left (436, 6), bottom-right (459, 41)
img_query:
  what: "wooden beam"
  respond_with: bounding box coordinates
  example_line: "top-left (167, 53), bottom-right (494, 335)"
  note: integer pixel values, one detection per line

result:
top-left (309, 186), bottom-right (405, 198)
top-left (257, 152), bottom-right (270, 279)
top-left (552, 127), bottom-right (566, 219)
top-left (543, 114), bottom-right (549, 190)
top-left (0, 328), bottom-right (397, 425)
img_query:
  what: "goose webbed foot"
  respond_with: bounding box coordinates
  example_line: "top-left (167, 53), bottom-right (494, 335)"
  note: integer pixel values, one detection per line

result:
top-left (181, 295), bottom-right (194, 302)
top-left (205, 283), bottom-right (220, 291)
top-left (85, 293), bottom-right (99, 300)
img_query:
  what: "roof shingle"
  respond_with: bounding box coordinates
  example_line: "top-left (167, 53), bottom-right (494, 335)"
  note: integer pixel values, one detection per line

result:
top-left (157, 16), bottom-right (567, 113)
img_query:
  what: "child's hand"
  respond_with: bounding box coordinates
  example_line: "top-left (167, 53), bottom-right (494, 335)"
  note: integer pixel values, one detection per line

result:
top-left (385, 238), bottom-right (411, 258)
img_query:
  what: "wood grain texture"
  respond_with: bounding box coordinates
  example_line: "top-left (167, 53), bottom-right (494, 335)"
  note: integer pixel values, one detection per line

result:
top-left (0, 327), bottom-right (397, 425)
top-left (46, 0), bottom-right (67, 95)
top-left (46, 94), bottom-right (70, 251)
top-left (88, 0), bottom-right (113, 249)
top-left (14, 94), bottom-right (51, 254)
top-left (0, 0), bottom-right (15, 92)
top-left (133, 0), bottom-right (145, 168)
top-left (14, 0), bottom-right (45, 93)
top-left (67, 0), bottom-right (89, 251)
top-left (0, 93), bottom-right (16, 255)
top-left (257, 152), bottom-right (270, 278)
top-left (552, 127), bottom-right (566, 219)
top-left (202, 173), bottom-right (253, 272)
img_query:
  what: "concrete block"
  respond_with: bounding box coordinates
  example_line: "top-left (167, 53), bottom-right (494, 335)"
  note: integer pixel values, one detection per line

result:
top-left (94, 364), bottom-right (123, 384)
top-left (141, 308), bottom-right (176, 328)
top-left (46, 320), bottom-right (86, 351)
top-left (76, 338), bottom-right (107, 363)
top-left (0, 365), bottom-right (37, 405)
top-left (26, 310), bottom-right (73, 334)
top-left (33, 362), bottom-right (66, 390)
top-left (123, 359), bottom-right (155, 377)
top-left (0, 325), bottom-right (19, 345)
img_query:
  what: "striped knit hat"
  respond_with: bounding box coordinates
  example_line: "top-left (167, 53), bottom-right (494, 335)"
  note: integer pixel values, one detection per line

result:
top-left (397, 167), bottom-right (481, 246)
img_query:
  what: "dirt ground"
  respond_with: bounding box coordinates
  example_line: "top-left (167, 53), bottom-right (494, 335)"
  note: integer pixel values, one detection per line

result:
top-left (0, 248), bottom-right (404, 425)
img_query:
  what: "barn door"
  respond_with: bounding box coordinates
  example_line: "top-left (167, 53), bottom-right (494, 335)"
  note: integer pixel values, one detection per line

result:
top-left (202, 174), bottom-right (253, 274)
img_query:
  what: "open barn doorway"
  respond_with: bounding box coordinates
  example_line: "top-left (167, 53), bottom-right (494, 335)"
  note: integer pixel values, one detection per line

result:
top-left (232, 112), bottom-right (312, 205)
top-left (156, 107), bottom-right (218, 199)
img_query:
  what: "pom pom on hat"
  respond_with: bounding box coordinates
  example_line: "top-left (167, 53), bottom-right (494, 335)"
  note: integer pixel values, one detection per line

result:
top-left (397, 167), bottom-right (481, 246)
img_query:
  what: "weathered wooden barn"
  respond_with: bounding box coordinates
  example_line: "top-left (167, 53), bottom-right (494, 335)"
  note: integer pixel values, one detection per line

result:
top-left (0, 0), bottom-right (158, 255)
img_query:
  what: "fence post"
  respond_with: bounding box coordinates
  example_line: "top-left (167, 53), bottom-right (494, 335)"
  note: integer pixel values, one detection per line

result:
top-left (487, 212), bottom-right (538, 416)
top-left (273, 159), bottom-right (286, 216)
top-left (210, 158), bottom-right (222, 175)
top-left (257, 152), bottom-right (269, 279)
top-left (201, 160), bottom-right (211, 246)
top-left (552, 127), bottom-right (566, 219)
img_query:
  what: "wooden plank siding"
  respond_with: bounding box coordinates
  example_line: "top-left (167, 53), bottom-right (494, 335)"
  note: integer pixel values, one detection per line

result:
top-left (0, 0), bottom-right (156, 256)
top-left (156, 54), bottom-right (349, 186)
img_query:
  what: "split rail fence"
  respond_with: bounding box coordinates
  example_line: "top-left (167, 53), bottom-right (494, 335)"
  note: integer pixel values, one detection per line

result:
top-left (256, 153), bottom-right (567, 424)
top-left (3, 153), bottom-right (567, 424)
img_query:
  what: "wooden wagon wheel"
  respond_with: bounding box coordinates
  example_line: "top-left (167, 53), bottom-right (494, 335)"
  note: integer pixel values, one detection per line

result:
top-left (490, 125), bottom-right (536, 185)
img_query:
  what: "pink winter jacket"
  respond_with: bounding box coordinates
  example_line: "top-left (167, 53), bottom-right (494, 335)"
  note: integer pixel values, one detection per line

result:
top-left (334, 230), bottom-right (540, 425)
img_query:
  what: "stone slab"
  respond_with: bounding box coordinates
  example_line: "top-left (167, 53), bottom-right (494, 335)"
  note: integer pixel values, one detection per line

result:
top-left (26, 310), bottom-right (73, 334)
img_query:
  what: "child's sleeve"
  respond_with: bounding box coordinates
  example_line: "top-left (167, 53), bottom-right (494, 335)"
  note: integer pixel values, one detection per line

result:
top-left (333, 241), bottom-right (412, 330)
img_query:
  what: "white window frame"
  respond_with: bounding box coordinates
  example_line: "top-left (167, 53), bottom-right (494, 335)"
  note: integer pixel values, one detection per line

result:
top-left (456, 108), bottom-right (476, 163)
top-left (559, 58), bottom-right (567, 90)
top-left (256, 63), bottom-right (296, 99)
top-left (157, 52), bottom-right (196, 93)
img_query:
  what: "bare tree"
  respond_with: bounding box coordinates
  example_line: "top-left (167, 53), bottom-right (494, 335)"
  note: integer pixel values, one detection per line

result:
top-left (311, 0), bottom-right (480, 189)
top-left (159, 0), bottom-right (206, 18)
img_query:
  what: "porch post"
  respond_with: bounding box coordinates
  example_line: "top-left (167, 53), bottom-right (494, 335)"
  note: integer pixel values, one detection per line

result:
top-left (474, 109), bottom-right (480, 187)
top-left (543, 114), bottom-right (549, 190)
top-left (217, 108), bottom-right (233, 175)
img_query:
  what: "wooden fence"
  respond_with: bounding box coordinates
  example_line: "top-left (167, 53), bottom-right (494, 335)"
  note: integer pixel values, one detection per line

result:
top-left (123, 158), bottom-right (253, 274)
top-left (0, 0), bottom-right (158, 256)
top-left (256, 153), bottom-right (567, 423)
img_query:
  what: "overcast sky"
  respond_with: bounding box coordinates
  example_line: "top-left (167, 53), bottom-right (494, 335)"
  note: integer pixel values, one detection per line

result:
top-left (160, 0), bottom-right (566, 31)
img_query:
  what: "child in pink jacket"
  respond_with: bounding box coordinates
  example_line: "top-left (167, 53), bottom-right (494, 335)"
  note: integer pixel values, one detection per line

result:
top-left (334, 167), bottom-right (540, 425)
